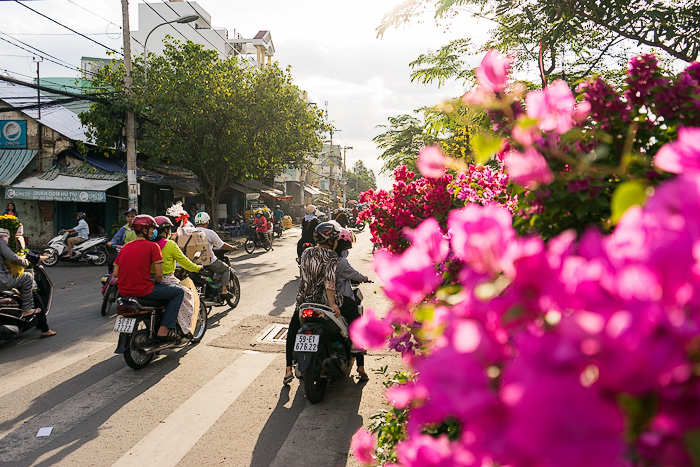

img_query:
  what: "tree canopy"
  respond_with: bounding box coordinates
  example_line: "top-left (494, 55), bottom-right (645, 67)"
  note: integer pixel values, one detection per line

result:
top-left (80, 40), bottom-right (326, 211)
top-left (346, 160), bottom-right (377, 201)
top-left (380, 0), bottom-right (700, 87)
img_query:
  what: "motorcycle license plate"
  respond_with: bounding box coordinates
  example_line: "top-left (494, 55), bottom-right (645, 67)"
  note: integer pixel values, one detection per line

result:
top-left (114, 316), bottom-right (136, 333)
top-left (294, 334), bottom-right (319, 352)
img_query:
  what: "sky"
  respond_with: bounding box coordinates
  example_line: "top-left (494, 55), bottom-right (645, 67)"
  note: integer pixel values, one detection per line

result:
top-left (0, 0), bottom-right (489, 189)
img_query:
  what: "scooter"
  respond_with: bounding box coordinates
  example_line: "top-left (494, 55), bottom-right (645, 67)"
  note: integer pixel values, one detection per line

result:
top-left (177, 249), bottom-right (241, 309)
top-left (42, 232), bottom-right (109, 267)
top-left (350, 216), bottom-right (365, 232)
top-left (273, 220), bottom-right (283, 239)
top-left (293, 283), bottom-right (367, 404)
top-left (113, 285), bottom-right (208, 369)
top-left (0, 251), bottom-right (53, 341)
top-left (100, 273), bottom-right (119, 316)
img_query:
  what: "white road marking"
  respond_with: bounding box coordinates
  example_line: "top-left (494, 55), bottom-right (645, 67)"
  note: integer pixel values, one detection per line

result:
top-left (0, 362), bottom-right (163, 461)
top-left (112, 351), bottom-right (278, 467)
top-left (0, 340), bottom-right (112, 399)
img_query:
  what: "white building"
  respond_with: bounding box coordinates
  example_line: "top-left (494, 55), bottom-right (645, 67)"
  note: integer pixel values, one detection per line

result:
top-left (130, 0), bottom-right (274, 67)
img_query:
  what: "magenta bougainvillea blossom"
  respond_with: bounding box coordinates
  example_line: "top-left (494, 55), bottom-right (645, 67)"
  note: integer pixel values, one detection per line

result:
top-left (352, 51), bottom-right (700, 466)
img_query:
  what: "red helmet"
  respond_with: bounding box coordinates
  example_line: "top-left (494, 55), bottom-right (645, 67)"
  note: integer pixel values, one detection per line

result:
top-left (132, 215), bottom-right (157, 234)
top-left (154, 215), bottom-right (174, 229)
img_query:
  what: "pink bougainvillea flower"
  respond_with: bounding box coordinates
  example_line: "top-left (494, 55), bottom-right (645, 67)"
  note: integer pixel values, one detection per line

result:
top-left (475, 50), bottom-right (512, 94)
top-left (402, 217), bottom-right (449, 263)
top-left (526, 79), bottom-right (576, 134)
top-left (373, 247), bottom-right (442, 306)
top-left (511, 119), bottom-right (542, 147)
top-left (448, 204), bottom-right (515, 276)
top-left (417, 145), bottom-right (447, 178)
top-left (349, 309), bottom-right (392, 350)
top-left (350, 428), bottom-right (377, 466)
top-left (397, 434), bottom-right (478, 467)
top-left (504, 147), bottom-right (554, 189)
top-left (654, 127), bottom-right (700, 174)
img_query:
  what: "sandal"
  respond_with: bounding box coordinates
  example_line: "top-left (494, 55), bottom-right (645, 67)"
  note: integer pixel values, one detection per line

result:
top-left (40, 330), bottom-right (57, 338)
top-left (156, 328), bottom-right (181, 343)
top-left (283, 374), bottom-right (294, 385)
top-left (358, 371), bottom-right (369, 382)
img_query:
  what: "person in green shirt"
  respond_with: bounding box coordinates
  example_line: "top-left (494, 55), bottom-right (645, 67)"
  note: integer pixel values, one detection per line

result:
top-left (153, 216), bottom-right (202, 336)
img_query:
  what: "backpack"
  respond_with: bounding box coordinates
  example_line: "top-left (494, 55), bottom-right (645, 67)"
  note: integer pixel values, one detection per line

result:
top-left (176, 228), bottom-right (211, 265)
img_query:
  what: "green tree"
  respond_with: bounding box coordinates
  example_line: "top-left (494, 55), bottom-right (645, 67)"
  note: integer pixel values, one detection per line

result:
top-left (346, 160), bottom-right (377, 200)
top-left (80, 40), bottom-right (326, 212)
top-left (380, 0), bottom-right (700, 87)
top-left (373, 113), bottom-right (439, 174)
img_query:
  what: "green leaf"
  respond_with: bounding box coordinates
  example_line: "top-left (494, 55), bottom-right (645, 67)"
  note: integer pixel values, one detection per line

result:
top-left (611, 181), bottom-right (647, 225)
top-left (471, 133), bottom-right (503, 164)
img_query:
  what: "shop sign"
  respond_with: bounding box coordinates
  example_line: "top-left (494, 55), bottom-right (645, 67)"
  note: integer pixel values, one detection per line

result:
top-left (245, 192), bottom-right (260, 200)
top-left (5, 187), bottom-right (107, 203)
top-left (0, 120), bottom-right (27, 149)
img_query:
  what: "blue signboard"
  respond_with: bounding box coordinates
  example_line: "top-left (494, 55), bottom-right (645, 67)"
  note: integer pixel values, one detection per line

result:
top-left (0, 121), bottom-right (27, 149)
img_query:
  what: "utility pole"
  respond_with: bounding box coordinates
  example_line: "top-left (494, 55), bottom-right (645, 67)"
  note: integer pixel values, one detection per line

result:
top-left (342, 146), bottom-right (352, 204)
top-left (33, 56), bottom-right (43, 170)
top-left (121, 0), bottom-right (138, 211)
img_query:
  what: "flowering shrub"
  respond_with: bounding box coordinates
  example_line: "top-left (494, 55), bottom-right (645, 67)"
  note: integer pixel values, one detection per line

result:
top-left (359, 157), bottom-right (515, 252)
top-left (350, 52), bottom-right (700, 466)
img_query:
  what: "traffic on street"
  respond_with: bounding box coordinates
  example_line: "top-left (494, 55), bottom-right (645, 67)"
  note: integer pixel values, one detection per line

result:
top-left (0, 227), bottom-right (397, 467)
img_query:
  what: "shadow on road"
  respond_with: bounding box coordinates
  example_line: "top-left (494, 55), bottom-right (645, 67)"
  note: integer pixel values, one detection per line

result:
top-left (270, 279), bottom-right (299, 317)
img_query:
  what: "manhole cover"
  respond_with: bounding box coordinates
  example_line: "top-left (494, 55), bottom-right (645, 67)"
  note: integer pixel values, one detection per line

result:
top-left (256, 323), bottom-right (288, 344)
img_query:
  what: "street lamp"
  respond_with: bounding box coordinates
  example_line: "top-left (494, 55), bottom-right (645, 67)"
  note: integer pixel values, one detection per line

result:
top-left (144, 14), bottom-right (199, 83)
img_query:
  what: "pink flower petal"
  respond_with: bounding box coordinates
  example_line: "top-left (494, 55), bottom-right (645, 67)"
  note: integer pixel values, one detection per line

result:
top-left (350, 428), bottom-right (377, 465)
top-left (349, 309), bottom-right (392, 350)
top-left (417, 145), bottom-right (447, 178)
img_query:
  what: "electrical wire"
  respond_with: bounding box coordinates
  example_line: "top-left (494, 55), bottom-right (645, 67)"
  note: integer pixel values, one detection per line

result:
top-left (65, 0), bottom-right (121, 28)
top-left (0, 36), bottom-right (81, 74)
top-left (177, 0), bottom-right (232, 55)
top-left (0, 29), bottom-right (80, 71)
top-left (11, 0), bottom-right (121, 55)
top-left (155, 0), bottom-right (229, 57)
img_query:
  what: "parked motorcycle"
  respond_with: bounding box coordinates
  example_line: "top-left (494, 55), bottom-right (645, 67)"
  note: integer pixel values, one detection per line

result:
top-left (244, 227), bottom-right (271, 254)
top-left (42, 232), bottom-right (109, 266)
top-left (0, 251), bottom-right (53, 341)
top-left (294, 283), bottom-right (367, 403)
top-left (113, 289), bottom-right (208, 369)
top-left (178, 249), bottom-right (241, 309)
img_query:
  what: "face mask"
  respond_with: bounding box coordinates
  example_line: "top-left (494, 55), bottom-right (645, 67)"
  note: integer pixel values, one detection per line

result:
top-left (150, 229), bottom-right (158, 241)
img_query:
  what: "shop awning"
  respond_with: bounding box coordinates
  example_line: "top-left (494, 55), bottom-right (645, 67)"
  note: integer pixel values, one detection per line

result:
top-left (239, 179), bottom-right (283, 196)
top-left (304, 184), bottom-right (323, 196)
top-left (6, 174), bottom-right (122, 203)
top-left (0, 149), bottom-right (37, 186)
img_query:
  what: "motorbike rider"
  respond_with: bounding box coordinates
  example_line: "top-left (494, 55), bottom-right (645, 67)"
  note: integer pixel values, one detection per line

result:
top-left (194, 212), bottom-right (238, 298)
top-left (153, 216), bottom-right (203, 336)
top-left (297, 204), bottom-right (319, 259)
top-left (113, 215), bottom-right (184, 342)
top-left (272, 205), bottom-right (284, 240)
top-left (0, 229), bottom-right (56, 337)
top-left (335, 228), bottom-right (370, 381)
top-left (334, 207), bottom-right (349, 228)
top-left (284, 221), bottom-right (343, 385)
top-left (106, 208), bottom-right (137, 273)
top-left (61, 212), bottom-right (89, 257)
top-left (252, 211), bottom-right (272, 251)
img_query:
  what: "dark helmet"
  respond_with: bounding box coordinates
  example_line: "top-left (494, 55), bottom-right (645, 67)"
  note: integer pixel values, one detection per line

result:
top-left (313, 221), bottom-right (342, 244)
top-left (76, 211), bottom-right (86, 220)
top-left (154, 215), bottom-right (174, 229)
top-left (132, 215), bottom-right (158, 235)
top-left (123, 207), bottom-right (138, 216)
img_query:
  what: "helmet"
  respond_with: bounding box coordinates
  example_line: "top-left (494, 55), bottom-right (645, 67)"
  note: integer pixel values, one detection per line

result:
top-left (154, 215), bottom-right (174, 229)
top-left (132, 215), bottom-right (157, 234)
top-left (276, 205), bottom-right (281, 209)
top-left (338, 228), bottom-right (355, 243)
top-left (123, 208), bottom-right (138, 216)
top-left (76, 212), bottom-right (86, 220)
top-left (313, 221), bottom-right (342, 244)
top-left (194, 212), bottom-right (210, 225)
top-left (305, 204), bottom-right (316, 214)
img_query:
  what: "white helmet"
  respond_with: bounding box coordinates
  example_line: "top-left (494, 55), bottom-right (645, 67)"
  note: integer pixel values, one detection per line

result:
top-left (194, 212), bottom-right (211, 225)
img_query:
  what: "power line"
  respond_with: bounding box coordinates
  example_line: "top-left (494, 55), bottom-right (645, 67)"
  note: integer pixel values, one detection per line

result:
top-left (0, 35), bottom-right (81, 73)
top-left (11, 0), bottom-right (122, 55)
top-left (0, 32), bottom-right (115, 36)
top-left (154, 0), bottom-right (228, 57)
top-left (0, 29), bottom-right (79, 70)
top-left (65, 0), bottom-right (121, 28)
top-left (0, 74), bottom-right (114, 103)
top-left (177, 0), bottom-right (231, 56)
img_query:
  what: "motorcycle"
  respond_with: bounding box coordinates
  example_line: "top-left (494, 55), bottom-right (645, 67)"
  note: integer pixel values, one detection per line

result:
top-left (350, 216), bottom-right (365, 232)
top-left (244, 227), bottom-right (271, 254)
top-left (0, 251), bottom-right (53, 341)
top-left (113, 285), bottom-right (208, 369)
top-left (273, 220), bottom-right (283, 239)
top-left (100, 273), bottom-right (119, 316)
top-left (42, 232), bottom-right (109, 267)
top-left (293, 282), bottom-right (367, 404)
top-left (178, 249), bottom-right (241, 309)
